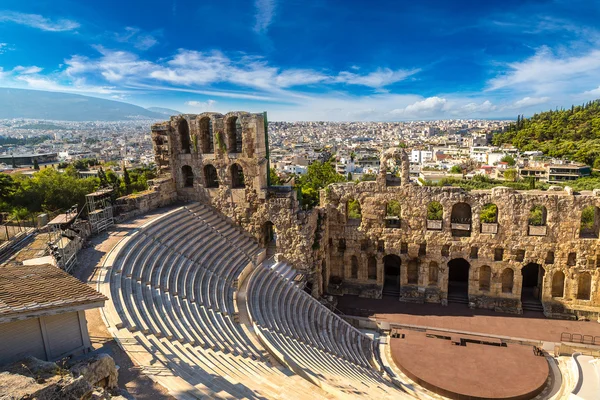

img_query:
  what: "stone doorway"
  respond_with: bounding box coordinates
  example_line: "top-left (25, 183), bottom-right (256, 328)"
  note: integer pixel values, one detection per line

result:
top-left (263, 221), bottom-right (276, 255)
top-left (447, 258), bottom-right (470, 304)
top-left (521, 263), bottom-right (545, 312)
top-left (383, 254), bottom-right (401, 297)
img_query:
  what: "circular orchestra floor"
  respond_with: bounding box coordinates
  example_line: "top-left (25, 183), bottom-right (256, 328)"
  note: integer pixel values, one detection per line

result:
top-left (390, 330), bottom-right (549, 399)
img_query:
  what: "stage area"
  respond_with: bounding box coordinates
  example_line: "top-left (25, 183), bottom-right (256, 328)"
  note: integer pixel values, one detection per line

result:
top-left (390, 330), bottom-right (549, 399)
top-left (336, 295), bottom-right (600, 342)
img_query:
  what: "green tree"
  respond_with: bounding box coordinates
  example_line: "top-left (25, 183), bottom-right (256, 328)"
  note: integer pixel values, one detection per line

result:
top-left (269, 167), bottom-right (282, 186)
top-left (503, 169), bottom-right (517, 182)
top-left (500, 155), bottom-right (516, 166)
top-left (480, 203), bottom-right (498, 223)
top-left (33, 159), bottom-right (40, 170)
top-left (347, 172), bottom-right (353, 181)
top-left (360, 173), bottom-right (377, 182)
top-left (386, 200), bottom-right (401, 218)
top-left (347, 199), bottom-right (362, 220)
top-left (123, 167), bottom-right (131, 194)
top-left (427, 201), bottom-right (443, 220)
top-left (449, 165), bottom-right (462, 174)
top-left (528, 205), bottom-right (546, 226)
top-left (0, 173), bottom-right (16, 202)
top-left (296, 160), bottom-right (346, 209)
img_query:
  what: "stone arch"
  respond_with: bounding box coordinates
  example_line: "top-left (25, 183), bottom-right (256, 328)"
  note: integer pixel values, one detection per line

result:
top-left (350, 255), bottom-right (359, 279)
top-left (529, 205), bottom-right (547, 226)
top-left (347, 198), bottom-right (362, 222)
top-left (367, 256), bottom-right (377, 280)
top-left (199, 116), bottom-right (214, 153)
top-left (448, 258), bottom-right (470, 301)
top-left (383, 254), bottom-right (401, 295)
top-left (480, 203), bottom-right (498, 223)
top-left (263, 221), bottom-right (276, 247)
top-left (407, 259), bottom-right (419, 284)
top-left (181, 165), bottom-right (194, 187)
top-left (226, 115), bottom-right (243, 153)
top-left (230, 163), bottom-right (245, 188)
top-left (204, 164), bottom-right (218, 188)
top-left (580, 205), bottom-right (600, 238)
top-left (577, 272), bottom-right (592, 300)
top-left (178, 118), bottom-right (191, 153)
top-left (428, 261), bottom-right (439, 285)
top-left (501, 268), bottom-right (514, 294)
top-left (426, 201), bottom-right (443, 230)
top-left (551, 270), bottom-right (565, 298)
top-left (479, 265), bottom-right (491, 291)
top-left (451, 202), bottom-right (472, 237)
top-left (379, 148), bottom-right (409, 186)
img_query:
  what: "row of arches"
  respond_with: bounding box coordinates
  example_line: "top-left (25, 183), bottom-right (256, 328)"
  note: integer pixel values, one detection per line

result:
top-left (178, 116), bottom-right (243, 154)
top-left (374, 257), bottom-right (594, 301)
top-left (344, 197), bottom-right (600, 238)
top-left (181, 163), bottom-right (245, 189)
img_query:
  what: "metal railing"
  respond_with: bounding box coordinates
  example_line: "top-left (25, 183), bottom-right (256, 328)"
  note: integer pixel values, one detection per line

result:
top-left (560, 332), bottom-right (600, 345)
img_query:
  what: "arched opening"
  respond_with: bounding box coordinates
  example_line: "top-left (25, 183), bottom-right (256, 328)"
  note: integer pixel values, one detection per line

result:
top-left (263, 221), bottom-right (276, 248)
top-left (367, 256), bottom-right (377, 280)
top-left (199, 117), bottom-right (214, 153)
top-left (479, 265), bottom-right (491, 291)
top-left (480, 203), bottom-right (498, 223)
top-left (528, 205), bottom-right (547, 236)
top-left (577, 272), bottom-right (592, 300)
top-left (501, 268), bottom-right (514, 294)
top-left (226, 116), bottom-right (243, 153)
top-left (521, 263), bottom-right (545, 308)
top-left (383, 254), bottom-right (401, 297)
top-left (580, 205), bottom-right (600, 238)
top-left (407, 259), bottom-right (419, 284)
top-left (426, 201), bottom-right (443, 230)
top-left (181, 165), bottom-right (194, 187)
top-left (347, 199), bottom-right (362, 223)
top-left (204, 164), bottom-right (218, 188)
top-left (447, 258), bottom-right (470, 303)
top-left (551, 271), bottom-right (565, 298)
top-left (350, 255), bottom-right (359, 279)
top-left (231, 163), bottom-right (245, 188)
top-left (451, 202), bottom-right (472, 237)
top-left (178, 118), bottom-right (191, 153)
top-left (385, 200), bottom-right (401, 228)
top-left (428, 261), bottom-right (438, 285)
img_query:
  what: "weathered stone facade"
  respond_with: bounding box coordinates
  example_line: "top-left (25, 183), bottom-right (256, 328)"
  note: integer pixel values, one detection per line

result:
top-left (145, 111), bottom-right (600, 321)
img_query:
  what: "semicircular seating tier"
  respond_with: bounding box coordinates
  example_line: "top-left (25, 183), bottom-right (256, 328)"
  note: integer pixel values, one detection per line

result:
top-left (99, 203), bottom-right (409, 399)
top-left (246, 261), bottom-right (402, 398)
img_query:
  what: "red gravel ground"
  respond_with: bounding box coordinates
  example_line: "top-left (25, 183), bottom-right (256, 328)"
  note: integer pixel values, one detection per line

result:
top-left (390, 330), bottom-right (549, 399)
top-left (336, 295), bottom-right (600, 342)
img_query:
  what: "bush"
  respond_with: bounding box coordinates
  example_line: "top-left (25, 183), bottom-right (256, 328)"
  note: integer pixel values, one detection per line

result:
top-left (480, 203), bottom-right (498, 223)
top-left (427, 201), bottom-right (443, 220)
top-left (528, 205), bottom-right (546, 226)
top-left (347, 199), bottom-right (362, 220)
top-left (386, 200), bottom-right (401, 218)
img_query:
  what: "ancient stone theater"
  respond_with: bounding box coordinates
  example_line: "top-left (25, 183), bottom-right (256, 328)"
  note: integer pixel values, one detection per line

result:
top-left (99, 110), bottom-right (600, 399)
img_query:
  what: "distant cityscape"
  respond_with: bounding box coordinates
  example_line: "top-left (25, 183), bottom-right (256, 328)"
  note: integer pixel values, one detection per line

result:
top-left (0, 117), bottom-right (591, 185)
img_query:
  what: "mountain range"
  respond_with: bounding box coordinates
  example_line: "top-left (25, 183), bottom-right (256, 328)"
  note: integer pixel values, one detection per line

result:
top-left (0, 88), bottom-right (182, 121)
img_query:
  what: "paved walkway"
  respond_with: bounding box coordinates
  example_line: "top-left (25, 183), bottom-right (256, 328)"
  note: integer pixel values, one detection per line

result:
top-left (73, 207), bottom-right (181, 400)
top-left (336, 295), bottom-right (600, 343)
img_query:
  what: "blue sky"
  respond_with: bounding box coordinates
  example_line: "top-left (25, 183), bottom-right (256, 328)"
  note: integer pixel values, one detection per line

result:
top-left (1, 0), bottom-right (600, 120)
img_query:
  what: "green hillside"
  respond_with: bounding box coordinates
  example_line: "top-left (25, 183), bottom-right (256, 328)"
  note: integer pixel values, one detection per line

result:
top-left (492, 100), bottom-right (600, 167)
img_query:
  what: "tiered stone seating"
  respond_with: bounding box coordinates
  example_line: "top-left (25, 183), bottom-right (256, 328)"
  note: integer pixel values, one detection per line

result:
top-left (247, 261), bottom-right (402, 398)
top-left (103, 204), bottom-right (342, 399)
top-left (100, 203), bottom-right (409, 398)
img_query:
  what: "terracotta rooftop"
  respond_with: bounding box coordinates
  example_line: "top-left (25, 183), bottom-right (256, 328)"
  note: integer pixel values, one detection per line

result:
top-left (0, 264), bottom-right (106, 320)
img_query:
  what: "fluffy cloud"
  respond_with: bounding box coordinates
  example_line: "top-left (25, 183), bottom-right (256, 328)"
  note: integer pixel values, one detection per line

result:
top-left (0, 11), bottom-right (79, 32)
top-left (511, 96), bottom-right (550, 108)
top-left (335, 68), bottom-right (420, 88)
top-left (114, 27), bottom-right (158, 50)
top-left (390, 96), bottom-right (448, 117)
top-left (186, 99), bottom-right (216, 111)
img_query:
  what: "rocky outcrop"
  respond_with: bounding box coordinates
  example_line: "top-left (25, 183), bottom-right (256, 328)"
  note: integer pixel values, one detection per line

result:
top-left (0, 354), bottom-right (121, 400)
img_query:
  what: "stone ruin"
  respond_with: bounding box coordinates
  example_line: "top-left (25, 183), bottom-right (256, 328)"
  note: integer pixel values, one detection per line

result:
top-left (116, 111), bottom-right (600, 320)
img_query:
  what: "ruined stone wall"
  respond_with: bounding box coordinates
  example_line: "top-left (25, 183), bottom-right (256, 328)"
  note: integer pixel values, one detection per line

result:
top-left (323, 179), bottom-right (600, 319)
top-left (150, 113), bottom-right (600, 319)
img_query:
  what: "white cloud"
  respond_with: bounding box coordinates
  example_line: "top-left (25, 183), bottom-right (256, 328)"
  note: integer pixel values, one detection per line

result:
top-left (12, 65), bottom-right (43, 74)
top-left (0, 43), bottom-right (11, 54)
top-left (254, 0), bottom-right (276, 34)
top-left (511, 96), bottom-right (550, 108)
top-left (0, 11), bottom-right (79, 32)
top-left (460, 100), bottom-right (496, 114)
top-left (487, 47), bottom-right (600, 95)
top-left (186, 99), bottom-right (216, 111)
top-left (114, 27), bottom-right (158, 50)
top-left (391, 96), bottom-right (448, 117)
top-left (583, 86), bottom-right (600, 96)
top-left (335, 68), bottom-right (420, 88)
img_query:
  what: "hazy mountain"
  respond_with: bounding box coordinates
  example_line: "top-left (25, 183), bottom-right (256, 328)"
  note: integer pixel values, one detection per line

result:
top-left (0, 88), bottom-right (167, 121)
top-left (146, 106), bottom-right (182, 116)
